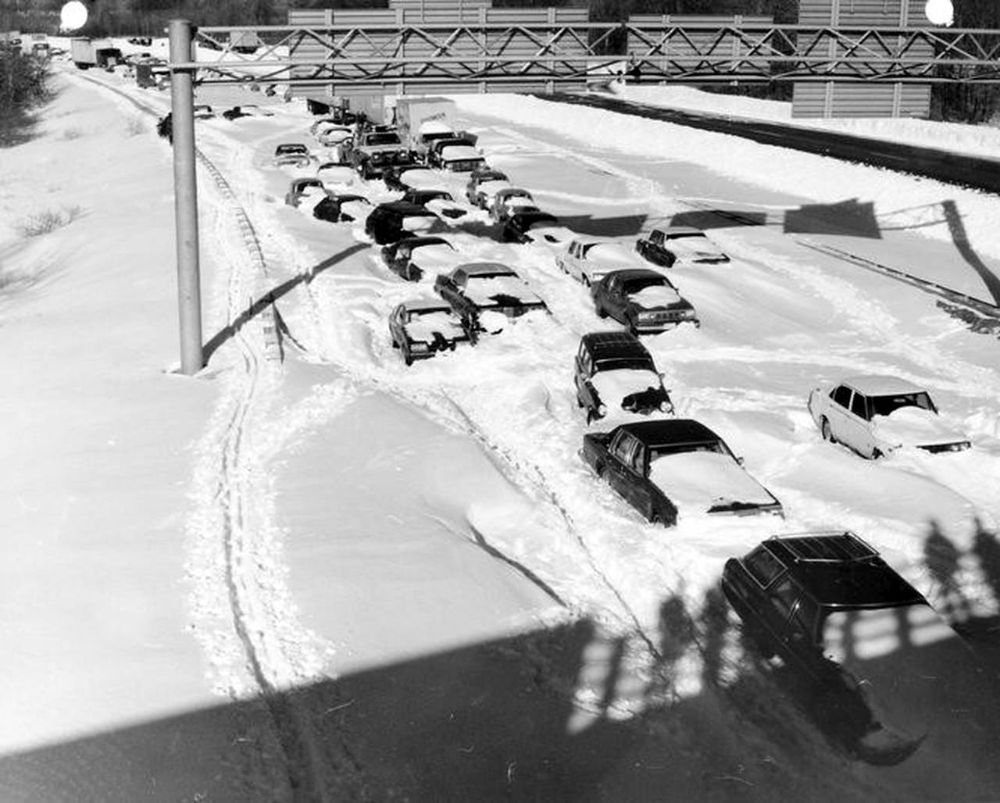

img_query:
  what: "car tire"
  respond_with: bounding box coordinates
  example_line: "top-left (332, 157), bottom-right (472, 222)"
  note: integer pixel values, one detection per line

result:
top-left (403, 349), bottom-right (413, 366)
top-left (596, 304), bottom-right (607, 319)
top-left (820, 417), bottom-right (835, 443)
top-left (871, 448), bottom-right (883, 460)
top-left (390, 336), bottom-right (399, 349)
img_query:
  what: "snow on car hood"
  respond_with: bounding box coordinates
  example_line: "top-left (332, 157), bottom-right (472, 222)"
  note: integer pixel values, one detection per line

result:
top-left (425, 198), bottom-right (467, 219)
top-left (405, 311), bottom-right (465, 344)
top-left (667, 236), bottom-right (726, 261)
top-left (463, 276), bottom-right (543, 306)
top-left (401, 169), bottom-right (446, 190)
top-left (871, 406), bottom-right (968, 448)
top-left (411, 245), bottom-right (458, 270)
top-left (649, 452), bottom-right (776, 515)
top-left (628, 285), bottom-right (681, 308)
top-left (524, 225), bottom-right (575, 245)
top-left (401, 215), bottom-right (437, 233)
top-left (590, 369), bottom-right (662, 407)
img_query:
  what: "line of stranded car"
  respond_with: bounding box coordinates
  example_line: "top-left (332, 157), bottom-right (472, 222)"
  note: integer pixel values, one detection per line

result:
top-left (276, 104), bottom-right (977, 757)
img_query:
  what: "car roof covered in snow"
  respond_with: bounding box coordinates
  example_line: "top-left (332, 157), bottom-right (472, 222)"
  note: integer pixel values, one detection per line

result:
top-left (581, 331), bottom-right (652, 362)
top-left (841, 374), bottom-right (926, 396)
top-left (399, 298), bottom-right (455, 313)
top-left (439, 145), bottom-right (481, 160)
top-left (454, 261), bottom-right (517, 278)
top-left (656, 226), bottom-right (706, 237)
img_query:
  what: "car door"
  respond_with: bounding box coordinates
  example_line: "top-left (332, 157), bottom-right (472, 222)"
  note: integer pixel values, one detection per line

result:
top-left (825, 385), bottom-right (854, 445)
top-left (575, 345), bottom-right (596, 409)
top-left (602, 277), bottom-right (626, 321)
top-left (757, 576), bottom-right (803, 655)
top-left (836, 389), bottom-right (873, 455)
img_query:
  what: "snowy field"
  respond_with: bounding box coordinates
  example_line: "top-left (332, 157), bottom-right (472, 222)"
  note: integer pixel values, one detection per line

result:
top-left (2, 56), bottom-right (1000, 800)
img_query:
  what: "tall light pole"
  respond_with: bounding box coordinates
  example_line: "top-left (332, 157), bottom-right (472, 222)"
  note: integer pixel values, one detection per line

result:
top-left (168, 19), bottom-right (203, 375)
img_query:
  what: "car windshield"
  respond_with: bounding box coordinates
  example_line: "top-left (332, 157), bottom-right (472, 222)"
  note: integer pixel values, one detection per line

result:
top-left (665, 232), bottom-right (705, 240)
top-left (367, 133), bottom-right (401, 146)
top-left (446, 160), bottom-right (486, 172)
top-left (870, 391), bottom-right (935, 417)
top-left (650, 440), bottom-right (728, 460)
top-left (468, 271), bottom-right (516, 281)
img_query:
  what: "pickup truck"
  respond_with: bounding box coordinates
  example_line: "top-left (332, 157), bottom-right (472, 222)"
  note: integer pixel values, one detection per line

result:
top-left (581, 419), bottom-right (783, 525)
top-left (350, 129), bottom-right (411, 179)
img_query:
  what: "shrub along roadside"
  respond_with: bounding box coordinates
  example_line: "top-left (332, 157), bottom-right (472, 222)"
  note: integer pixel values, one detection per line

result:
top-left (0, 48), bottom-right (50, 146)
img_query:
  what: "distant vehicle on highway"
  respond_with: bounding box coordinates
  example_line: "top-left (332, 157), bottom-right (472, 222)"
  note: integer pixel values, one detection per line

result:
top-left (312, 193), bottom-right (372, 223)
top-left (381, 236), bottom-right (457, 282)
top-left (591, 269), bottom-right (699, 335)
top-left (636, 226), bottom-right (730, 267)
top-left (574, 332), bottom-right (673, 424)
top-left (557, 239), bottom-right (648, 286)
top-left (434, 262), bottom-right (548, 338)
top-left (365, 200), bottom-right (440, 244)
top-left (388, 299), bottom-right (471, 365)
top-left (581, 419), bottom-right (783, 525)
top-left (400, 188), bottom-right (467, 220)
top-left (807, 375), bottom-right (971, 459)
top-left (284, 177), bottom-right (326, 208)
top-left (465, 168), bottom-right (511, 208)
top-left (490, 188), bottom-right (535, 223)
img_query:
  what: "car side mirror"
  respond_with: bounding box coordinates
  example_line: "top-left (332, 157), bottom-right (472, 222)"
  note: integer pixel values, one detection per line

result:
top-left (658, 372), bottom-right (665, 379)
top-left (736, 456), bottom-right (745, 466)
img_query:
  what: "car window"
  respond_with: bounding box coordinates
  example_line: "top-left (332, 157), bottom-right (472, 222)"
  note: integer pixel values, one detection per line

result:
top-left (850, 392), bottom-right (869, 420)
top-left (744, 547), bottom-right (785, 587)
top-left (870, 391), bottom-right (935, 417)
top-left (831, 385), bottom-right (852, 408)
top-left (768, 577), bottom-right (799, 622)
top-left (611, 432), bottom-right (636, 464)
top-left (791, 596), bottom-right (820, 642)
top-left (651, 230), bottom-right (663, 244)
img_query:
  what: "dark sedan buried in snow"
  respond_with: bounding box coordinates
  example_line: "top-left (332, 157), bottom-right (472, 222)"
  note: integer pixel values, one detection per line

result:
top-left (592, 269), bottom-right (699, 335)
top-left (574, 332), bottom-right (673, 424)
top-left (581, 419), bottom-right (783, 526)
top-left (388, 299), bottom-right (470, 365)
top-left (312, 193), bottom-right (372, 224)
top-left (635, 226), bottom-right (730, 267)
top-left (434, 262), bottom-right (548, 340)
top-left (365, 200), bottom-right (441, 244)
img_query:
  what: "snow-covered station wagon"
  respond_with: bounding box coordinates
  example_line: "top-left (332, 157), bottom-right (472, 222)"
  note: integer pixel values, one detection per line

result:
top-left (807, 375), bottom-right (971, 459)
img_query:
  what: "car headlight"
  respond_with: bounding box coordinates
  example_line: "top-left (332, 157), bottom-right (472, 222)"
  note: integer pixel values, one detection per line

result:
top-left (659, 401), bottom-right (671, 412)
top-left (597, 403), bottom-right (607, 416)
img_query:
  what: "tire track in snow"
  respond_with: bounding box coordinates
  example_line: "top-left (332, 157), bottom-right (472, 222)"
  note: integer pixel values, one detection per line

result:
top-left (69, 70), bottom-right (360, 800)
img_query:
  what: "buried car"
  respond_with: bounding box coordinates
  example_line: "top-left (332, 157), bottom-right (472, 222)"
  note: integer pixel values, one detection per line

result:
top-left (807, 375), bottom-right (971, 459)
top-left (465, 168), bottom-right (511, 208)
top-left (592, 269), bottom-right (699, 335)
top-left (636, 226), bottom-right (730, 267)
top-left (490, 188), bottom-right (535, 223)
top-left (365, 200), bottom-right (441, 244)
top-left (502, 210), bottom-right (575, 246)
top-left (557, 239), bottom-right (648, 286)
top-left (722, 531), bottom-right (969, 763)
top-left (574, 332), bottom-right (674, 424)
top-left (284, 177), bottom-right (327, 208)
top-left (581, 419), bottom-right (783, 525)
top-left (400, 188), bottom-right (468, 220)
top-left (388, 299), bottom-right (470, 365)
top-left (312, 193), bottom-right (372, 223)
top-left (434, 262), bottom-right (548, 337)
top-left (381, 236), bottom-right (457, 282)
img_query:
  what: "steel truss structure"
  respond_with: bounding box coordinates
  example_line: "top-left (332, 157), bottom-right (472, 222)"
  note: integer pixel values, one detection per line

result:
top-left (177, 23), bottom-right (1000, 86)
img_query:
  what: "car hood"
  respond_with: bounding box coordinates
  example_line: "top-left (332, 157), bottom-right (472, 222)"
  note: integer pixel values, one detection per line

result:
top-left (404, 311), bottom-right (466, 344)
top-left (871, 407), bottom-right (967, 448)
top-left (627, 285), bottom-right (682, 309)
top-left (524, 225), bottom-right (575, 246)
top-left (463, 276), bottom-right (544, 307)
top-left (649, 452), bottom-right (778, 515)
top-left (338, 200), bottom-right (372, 221)
top-left (401, 169), bottom-right (445, 189)
top-left (590, 369), bottom-right (665, 409)
top-left (667, 237), bottom-right (727, 261)
top-left (425, 198), bottom-right (467, 219)
top-left (401, 215), bottom-right (438, 233)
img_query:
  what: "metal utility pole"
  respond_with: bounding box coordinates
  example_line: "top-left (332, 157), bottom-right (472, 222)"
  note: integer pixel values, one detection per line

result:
top-left (169, 19), bottom-right (203, 374)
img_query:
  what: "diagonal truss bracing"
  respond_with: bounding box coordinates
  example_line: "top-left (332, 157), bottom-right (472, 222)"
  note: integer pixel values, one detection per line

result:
top-left (177, 23), bottom-right (1000, 87)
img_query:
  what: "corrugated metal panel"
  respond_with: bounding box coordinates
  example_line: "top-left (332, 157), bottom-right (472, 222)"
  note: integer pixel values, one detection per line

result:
top-left (627, 15), bottom-right (773, 71)
top-left (792, 81), bottom-right (930, 117)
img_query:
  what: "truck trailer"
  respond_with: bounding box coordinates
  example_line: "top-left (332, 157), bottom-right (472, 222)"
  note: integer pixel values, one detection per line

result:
top-left (394, 97), bottom-right (462, 158)
top-left (71, 37), bottom-right (122, 70)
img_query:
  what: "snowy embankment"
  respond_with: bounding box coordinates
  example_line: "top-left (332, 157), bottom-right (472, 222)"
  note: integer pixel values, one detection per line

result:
top-left (612, 82), bottom-right (1000, 160)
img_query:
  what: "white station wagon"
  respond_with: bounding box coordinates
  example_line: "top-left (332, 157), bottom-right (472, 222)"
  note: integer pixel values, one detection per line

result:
top-left (807, 374), bottom-right (971, 459)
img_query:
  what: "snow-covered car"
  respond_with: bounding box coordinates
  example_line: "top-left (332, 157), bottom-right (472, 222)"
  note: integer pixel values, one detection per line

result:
top-left (315, 162), bottom-right (357, 186)
top-left (592, 269), bottom-right (699, 335)
top-left (382, 162), bottom-right (425, 191)
top-left (433, 262), bottom-right (548, 337)
top-left (502, 210), bottom-right (575, 246)
top-left (807, 375), bottom-right (971, 459)
top-left (274, 143), bottom-right (309, 159)
top-left (581, 419), bottom-right (784, 525)
top-left (722, 531), bottom-right (961, 764)
top-left (436, 144), bottom-right (488, 173)
top-left (350, 129), bottom-right (411, 179)
top-left (636, 226), bottom-right (730, 267)
top-left (192, 104), bottom-right (214, 119)
top-left (400, 188), bottom-right (468, 220)
top-left (284, 177), bottom-right (327, 208)
top-left (315, 125), bottom-right (354, 148)
top-left (312, 193), bottom-right (373, 223)
top-left (465, 168), bottom-right (511, 208)
top-left (490, 188), bottom-right (535, 223)
top-left (365, 200), bottom-right (441, 244)
top-left (388, 299), bottom-right (471, 365)
top-left (574, 331), bottom-right (673, 424)
top-left (426, 136), bottom-right (477, 167)
top-left (381, 236), bottom-right (457, 282)
top-left (557, 239), bottom-right (649, 286)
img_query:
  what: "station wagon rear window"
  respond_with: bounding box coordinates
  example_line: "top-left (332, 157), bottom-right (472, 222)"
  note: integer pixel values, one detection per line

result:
top-left (745, 547), bottom-right (785, 587)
